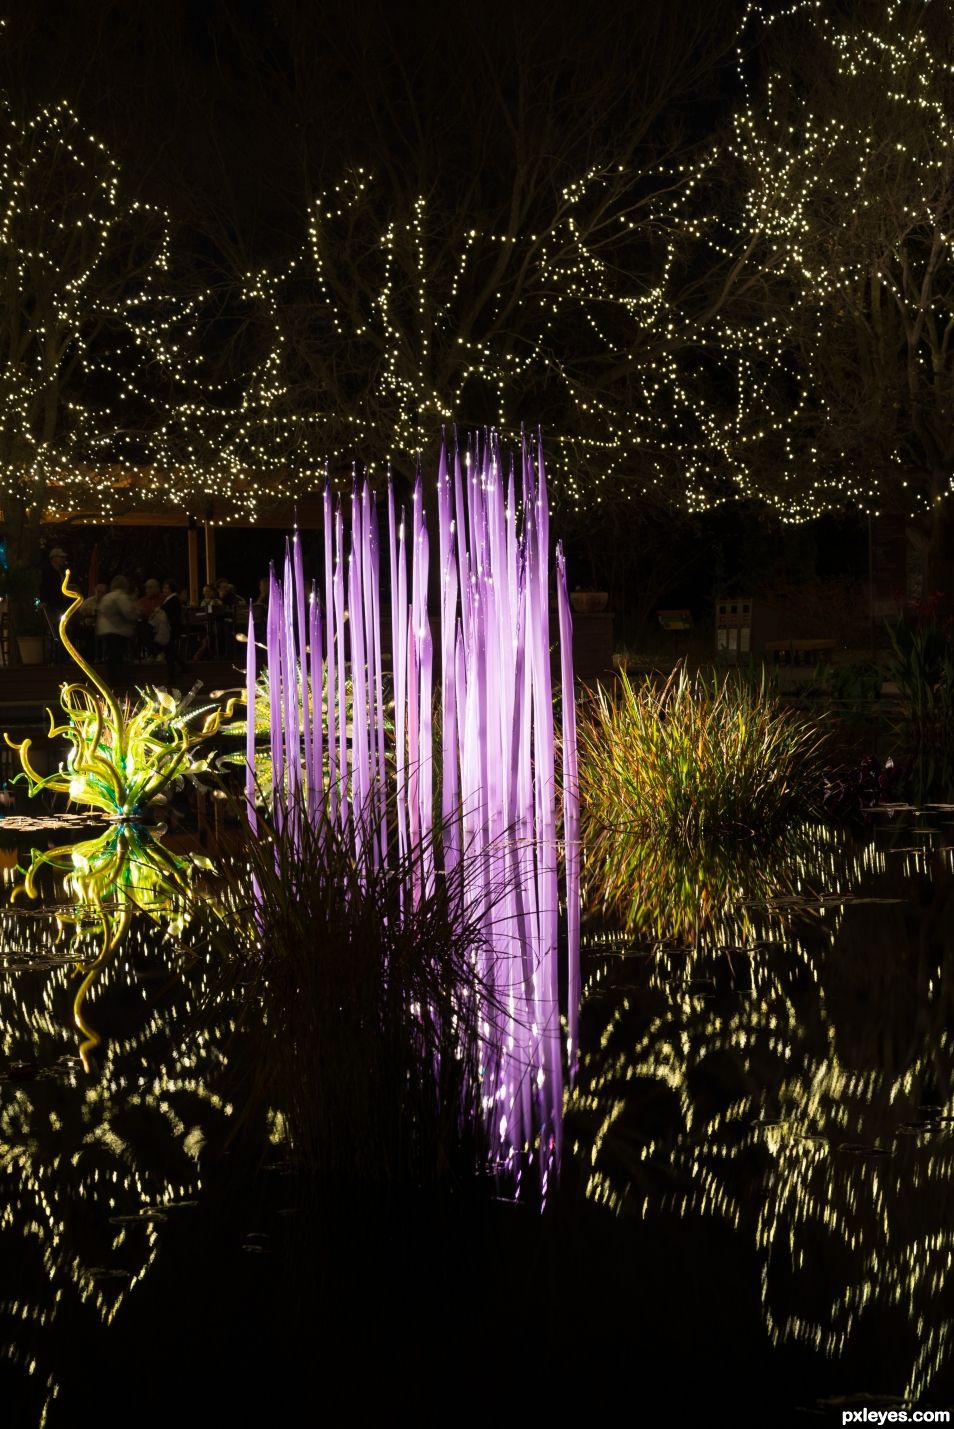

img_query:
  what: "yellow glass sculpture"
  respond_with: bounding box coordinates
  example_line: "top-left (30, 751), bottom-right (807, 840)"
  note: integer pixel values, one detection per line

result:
top-left (5, 571), bottom-right (239, 820)
top-left (4, 571), bottom-right (232, 1067)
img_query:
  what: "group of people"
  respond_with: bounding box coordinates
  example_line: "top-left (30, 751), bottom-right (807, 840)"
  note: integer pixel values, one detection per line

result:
top-left (39, 546), bottom-right (263, 686)
top-left (77, 576), bottom-right (184, 686)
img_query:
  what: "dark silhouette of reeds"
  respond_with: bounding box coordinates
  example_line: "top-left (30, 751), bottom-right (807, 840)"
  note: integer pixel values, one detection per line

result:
top-left (206, 794), bottom-right (496, 1201)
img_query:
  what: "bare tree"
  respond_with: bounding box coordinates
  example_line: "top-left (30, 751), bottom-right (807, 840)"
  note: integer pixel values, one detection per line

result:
top-left (151, 0), bottom-right (739, 504)
top-left (0, 0), bottom-right (744, 545)
top-left (645, 0), bottom-right (954, 589)
top-left (0, 96), bottom-right (189, 568)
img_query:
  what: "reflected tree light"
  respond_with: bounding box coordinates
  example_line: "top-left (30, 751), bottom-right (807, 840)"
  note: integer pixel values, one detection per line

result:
top-left (569, 821), bottom-right (954, 1403)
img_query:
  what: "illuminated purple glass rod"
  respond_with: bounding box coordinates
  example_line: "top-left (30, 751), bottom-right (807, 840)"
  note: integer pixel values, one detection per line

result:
top-left (247, 436), bottom-right (581, 1186)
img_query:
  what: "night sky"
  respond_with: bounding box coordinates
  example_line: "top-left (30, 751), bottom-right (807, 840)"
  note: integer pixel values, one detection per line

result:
top-left (4, 0), bottom-right (740, 265)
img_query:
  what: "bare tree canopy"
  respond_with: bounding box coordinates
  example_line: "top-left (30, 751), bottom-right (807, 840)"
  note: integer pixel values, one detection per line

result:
top-left (0, 0), bottom-right (741, 519)
top-left (0, 93), bottom-right (195, 549)
top-left (0, 1), bottom-right (737, 254)
top-left (648, 0), bottom-right (954, 534)
top-left (19, 0), bottom-right (954, 543)
top-left (144, 0), bottom-right (740, 498)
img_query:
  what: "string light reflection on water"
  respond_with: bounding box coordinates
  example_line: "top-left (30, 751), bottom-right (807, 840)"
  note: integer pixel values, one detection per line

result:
top-left (7, 465), bottom-right (954, 1412)
top-left (569, 813), bottom-right (954, 1406)
top-left (4, 807), bottom-right (954, 1414)
top-left (0, 882), bottom-right (235, 1422)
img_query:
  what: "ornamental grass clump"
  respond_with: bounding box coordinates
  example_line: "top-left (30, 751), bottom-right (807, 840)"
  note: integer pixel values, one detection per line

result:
top-left (578, 665), bottom-right (829, 937)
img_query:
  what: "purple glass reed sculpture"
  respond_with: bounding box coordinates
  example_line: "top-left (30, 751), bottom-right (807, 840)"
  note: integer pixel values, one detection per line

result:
top-left (250, 437), bottom-right (580, 1190)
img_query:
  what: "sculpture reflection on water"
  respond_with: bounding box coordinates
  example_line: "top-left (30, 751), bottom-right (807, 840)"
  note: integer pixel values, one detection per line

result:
top-left (0, 891), bottom-right (234, 1419)
top-left (6, 440), bottom-right (954, 1412)
top-left (239, 437), bottom-right (581, 1183)
top-left (7, 820), bottom-right (200, 1070)
top-left (5, 809), bottom-right (954, 1416)
top-left (0, 434), bottom-right (585, 1419)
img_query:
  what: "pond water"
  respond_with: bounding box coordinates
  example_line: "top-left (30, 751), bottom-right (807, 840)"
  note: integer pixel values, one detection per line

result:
top-left (1, 811), bottom-right (953, 1422)
top-left (567, 810), bottom-right (954, 1419)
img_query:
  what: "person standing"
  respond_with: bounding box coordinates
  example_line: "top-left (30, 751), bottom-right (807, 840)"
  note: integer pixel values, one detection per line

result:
top-left (147, 602), bottom-right (171, 661)
top-left (251, 575), bottom-right (269, 645)
top-left (197, 583), bottom-right (223, 658)
top-left (136, 578), bottom-right (163, 660)
top-left (95, 575), bottom-right (137, 688)
top-left (39, 546), bottom-right (69, 610)
top-left (214, 578), bottom-right (238, 657)
top-left (215, 578), bottom-right (238, 610)
top-left (138, 578), bottom-right (163, 616)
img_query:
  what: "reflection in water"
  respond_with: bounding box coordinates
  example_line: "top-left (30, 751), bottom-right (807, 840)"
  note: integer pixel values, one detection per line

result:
top-left (0, 798), bottom-right (231, 1420)
top-left (0, 568), bottom-right (238, 1084)
top-left (0, 896), bottom-right (234, 1422)
top-left (7, 820), bottom-right (202, 1070)
top-left (4, 798), bottom-right (954, 1417)
top-left (582, 817), bottom-right (887, 944)
top-left (569, 815), bottom-right (954, 1406)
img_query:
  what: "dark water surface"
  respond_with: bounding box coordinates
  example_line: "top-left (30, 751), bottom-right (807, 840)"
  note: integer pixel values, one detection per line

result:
top-left (2, 813), bottom-right (953, 1424)
top-left (566, 812), bottom-right (954, 1420)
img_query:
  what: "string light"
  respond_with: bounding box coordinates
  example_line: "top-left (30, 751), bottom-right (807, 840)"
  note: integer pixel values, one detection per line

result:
top-left (7, 5), bottom-right (950, 527)
top-left (641, 0), bottom-right (954, 521)
top-left (0, 97), bottom-right (330, 528)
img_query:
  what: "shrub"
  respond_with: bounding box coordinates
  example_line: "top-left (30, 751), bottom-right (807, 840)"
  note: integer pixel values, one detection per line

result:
top-left (577, 665), bottom-right (829, 935)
